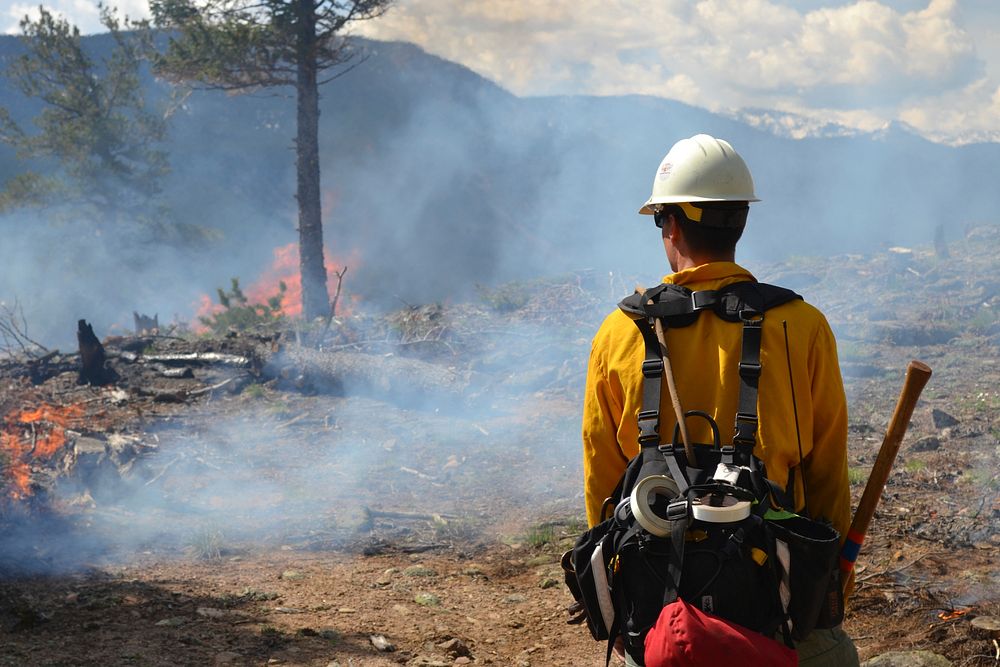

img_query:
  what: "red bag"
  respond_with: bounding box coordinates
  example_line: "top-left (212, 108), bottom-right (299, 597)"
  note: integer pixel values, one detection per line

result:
top-left (644, 599), bottom-right (797, 667)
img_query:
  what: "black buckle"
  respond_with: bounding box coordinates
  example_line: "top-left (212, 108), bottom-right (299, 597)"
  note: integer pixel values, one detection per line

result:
top-left (666, 500), bottom-right (689, 522)
top-left (691, 290), bottom-right (717, 311)
top-left (733, 413), bottom-right (758, 445)
top-left (642, 359), bottom-right (664, 377)
top-left (739, 308), bottom-right (763, 324)
top-left (738, 361), bottom-right (762, 378)
top-left (638, 410), bottom-right (659, 445)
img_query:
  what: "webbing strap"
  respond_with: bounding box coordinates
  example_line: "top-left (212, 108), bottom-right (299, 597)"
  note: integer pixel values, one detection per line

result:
top-left (636, 318), bottom-right (663, 448)
top-left (734, 313), bottom-right (763, 450)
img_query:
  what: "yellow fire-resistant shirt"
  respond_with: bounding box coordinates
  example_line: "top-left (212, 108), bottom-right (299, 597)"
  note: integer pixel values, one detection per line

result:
top-left (582, 262), bottom-right (851, 545)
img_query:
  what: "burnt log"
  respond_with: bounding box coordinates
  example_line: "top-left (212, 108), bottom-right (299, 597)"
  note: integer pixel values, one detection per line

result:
top-left (77, 320), bottom-right (117, 386)
top-left (269, 344), bottom-right (473, 407)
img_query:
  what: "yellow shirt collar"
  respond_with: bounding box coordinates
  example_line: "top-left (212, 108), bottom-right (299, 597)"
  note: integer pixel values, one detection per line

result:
top-left (662, 262), bottom-right (756, 287)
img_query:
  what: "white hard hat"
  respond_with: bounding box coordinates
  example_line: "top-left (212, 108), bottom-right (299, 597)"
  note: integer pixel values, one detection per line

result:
top-left (639, 134), bottom-right (759, 215)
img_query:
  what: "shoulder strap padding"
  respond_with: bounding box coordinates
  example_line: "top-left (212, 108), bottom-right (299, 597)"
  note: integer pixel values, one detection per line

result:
top-left (618, 281), bottom-right (801, 326)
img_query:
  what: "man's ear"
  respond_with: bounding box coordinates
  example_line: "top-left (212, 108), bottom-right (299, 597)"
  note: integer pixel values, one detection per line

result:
top-left (662, 214), bottom-right (678, 240)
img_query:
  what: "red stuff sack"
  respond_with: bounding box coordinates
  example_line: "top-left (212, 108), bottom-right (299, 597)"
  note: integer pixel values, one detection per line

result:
top-left (644, 599), bottom-right (797, 667)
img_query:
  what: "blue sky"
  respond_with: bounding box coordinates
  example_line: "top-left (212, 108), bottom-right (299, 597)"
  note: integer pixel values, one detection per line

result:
top-left (5, 0), bottom-right (998, 144)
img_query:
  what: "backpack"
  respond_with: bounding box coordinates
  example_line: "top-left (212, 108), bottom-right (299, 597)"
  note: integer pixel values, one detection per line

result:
top-left (563, 281), bottom-right (843, 665)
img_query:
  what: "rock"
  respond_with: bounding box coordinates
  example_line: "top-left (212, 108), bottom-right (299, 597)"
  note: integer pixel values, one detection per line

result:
top-left (970, 615), bottom-right (1000, 639)
top-left (437, 638), bottom-right (472, 658)
top-left (408, 658), bottom-right (448, 667)
top-left (862, 651), bottom-right (952, 667)
top-left (504, 594), bottom-right (527, 604)
top-left (454, 658), bottom-right (472, 665)
top-left (910, 436), bottom-right (941, 452)
top-left (525, 555), bottom-right (555, 567)
top-left (280, 570), bottom-right (305, 581)
top-left (370, 634), bottom-right (395, 652)
top-left (840, 362), bottom-right (883, 378)
top-left (404, 565), bottom-right (437, 577)
top-left (214, 652), bottom-right (243, 665)
top-left (318, 628), bottom-right (340, 641)
top-left (154, 617), bottom-right (186, 626)
top-left (932, 409), bottom-right (960, 429)
top-left (196, 607), bottom-right (248, 621)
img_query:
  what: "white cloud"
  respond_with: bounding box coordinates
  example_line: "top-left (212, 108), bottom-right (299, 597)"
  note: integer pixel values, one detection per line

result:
top-left (3, 0), bottom-right (150, 34)
top-left (356, 0), bottom-right (994, 143)
top-left (6, 0), bottom-right (996, 144)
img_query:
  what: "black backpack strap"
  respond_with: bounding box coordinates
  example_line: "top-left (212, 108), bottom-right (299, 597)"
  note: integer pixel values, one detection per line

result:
top-left (733, 308), bottom-right (763, 452)
top-left (633, 317), bottom-right (664, 451)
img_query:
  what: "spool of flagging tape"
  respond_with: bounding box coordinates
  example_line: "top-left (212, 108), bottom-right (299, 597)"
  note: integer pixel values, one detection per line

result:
top-left (691, 494), bottom-right (751, 523)
top-left (629, 475), bottom-right (681, 537)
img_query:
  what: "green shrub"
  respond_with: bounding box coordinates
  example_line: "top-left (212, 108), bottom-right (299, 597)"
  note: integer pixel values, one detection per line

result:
top-left (199, 278), bottom-right (286, 333)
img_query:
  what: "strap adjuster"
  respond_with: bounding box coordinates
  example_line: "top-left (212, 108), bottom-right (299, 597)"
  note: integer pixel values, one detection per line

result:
top-left (642, 359), bottom-right (664, 377)
top-left (666, 500), bottom-right (689, 522)
top-left (738, 361), bottom-right (762, 377)
top-left (733, 412), bottom-right (759, 445)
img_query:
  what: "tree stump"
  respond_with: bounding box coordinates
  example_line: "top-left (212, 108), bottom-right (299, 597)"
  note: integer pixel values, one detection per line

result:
top-left (77, 320), bottom-right (116, 386)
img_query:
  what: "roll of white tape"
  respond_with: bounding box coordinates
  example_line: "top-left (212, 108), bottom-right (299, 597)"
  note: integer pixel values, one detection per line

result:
top-left (691, 494), bottom-right (751, 523)
top-left (629, 475), bottom-right (681, 537)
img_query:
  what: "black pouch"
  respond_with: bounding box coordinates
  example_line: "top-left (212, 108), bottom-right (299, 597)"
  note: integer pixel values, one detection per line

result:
top-left (563, 517), bottom-right (619, 641)
top-left (679, 515), bottom-right (786, 637)
top-left (766, 513), bottom-right (843, 639)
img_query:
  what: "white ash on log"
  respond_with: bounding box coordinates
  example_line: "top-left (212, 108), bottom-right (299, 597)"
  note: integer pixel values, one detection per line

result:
top-left (126, 352), bottom-right (253, 368)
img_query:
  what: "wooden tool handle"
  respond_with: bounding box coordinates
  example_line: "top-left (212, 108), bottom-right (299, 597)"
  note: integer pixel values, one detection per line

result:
top-left (850, 360), bottom-right (932, 537)
top-left (841, 360), bottom-right (931, 587)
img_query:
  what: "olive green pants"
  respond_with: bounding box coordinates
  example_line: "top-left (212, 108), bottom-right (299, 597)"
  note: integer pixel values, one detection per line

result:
top-left (623, 625), bottom-right (859, 666)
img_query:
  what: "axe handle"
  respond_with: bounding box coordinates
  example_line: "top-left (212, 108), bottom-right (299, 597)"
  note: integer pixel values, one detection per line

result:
top-left (840, 360), bottom-right (932, 590)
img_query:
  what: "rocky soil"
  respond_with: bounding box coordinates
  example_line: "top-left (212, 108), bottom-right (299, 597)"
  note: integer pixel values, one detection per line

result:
top-left (1, 227), bottom-right (998, 666)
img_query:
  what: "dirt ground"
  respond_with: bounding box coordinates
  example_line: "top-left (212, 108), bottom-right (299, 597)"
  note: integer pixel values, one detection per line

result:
top-left (2, 232), bottom-right (1000, 666)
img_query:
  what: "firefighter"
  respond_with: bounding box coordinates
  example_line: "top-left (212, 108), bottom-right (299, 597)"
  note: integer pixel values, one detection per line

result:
top-left (581, 134), bottom-right (860, 666)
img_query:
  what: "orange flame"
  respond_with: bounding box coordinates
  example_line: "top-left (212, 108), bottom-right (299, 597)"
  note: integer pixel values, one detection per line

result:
top-left (1, 403), bottom-right (85, 499)
top-left (937, 608), bottom-right (971, 621)
top-left (194, 243), bottom-right (359, 326)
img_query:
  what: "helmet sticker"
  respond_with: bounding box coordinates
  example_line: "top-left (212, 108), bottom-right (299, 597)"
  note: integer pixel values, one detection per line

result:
top-left (657, 161), bottom-right (673, 181)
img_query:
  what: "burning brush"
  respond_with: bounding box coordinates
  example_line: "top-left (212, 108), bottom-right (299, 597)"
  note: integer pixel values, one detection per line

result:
top-left (0, 402), bottom-right (84, 500)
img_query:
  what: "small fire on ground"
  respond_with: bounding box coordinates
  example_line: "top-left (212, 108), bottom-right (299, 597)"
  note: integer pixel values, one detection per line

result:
top-left (195, 242), bottom-right (359, 326)
top-left (1, 403), bottom-right (85, 499)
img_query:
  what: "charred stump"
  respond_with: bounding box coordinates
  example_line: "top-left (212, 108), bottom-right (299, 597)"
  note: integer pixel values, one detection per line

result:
top-left (77, 320), bottom-right (117, 386)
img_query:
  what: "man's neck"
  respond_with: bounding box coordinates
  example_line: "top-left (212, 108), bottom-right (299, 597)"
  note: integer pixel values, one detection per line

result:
top-left (672, 253), bottom-right (735, 272)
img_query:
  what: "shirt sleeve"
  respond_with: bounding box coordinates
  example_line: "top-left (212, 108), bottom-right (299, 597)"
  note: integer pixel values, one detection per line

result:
top-left (804, 315), bottom-right (852, 541)
top-left (582, 325), bottom-right (630, 527)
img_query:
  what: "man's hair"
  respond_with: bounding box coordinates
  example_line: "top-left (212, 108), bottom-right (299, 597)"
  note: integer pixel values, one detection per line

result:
top-left (663, 203), bottom-right (746, 256)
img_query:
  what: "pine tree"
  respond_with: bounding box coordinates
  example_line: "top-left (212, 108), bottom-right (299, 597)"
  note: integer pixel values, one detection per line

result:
top-left (0, 7), bottom-right (169, 227)
top-left (151, 0), bottom-right (391, 319)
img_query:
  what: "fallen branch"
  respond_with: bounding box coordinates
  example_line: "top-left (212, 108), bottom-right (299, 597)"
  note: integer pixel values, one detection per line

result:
top-left (187, 378), bottom-right (236, 397)
top-left (145, 454), bottom-right (183, 486)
